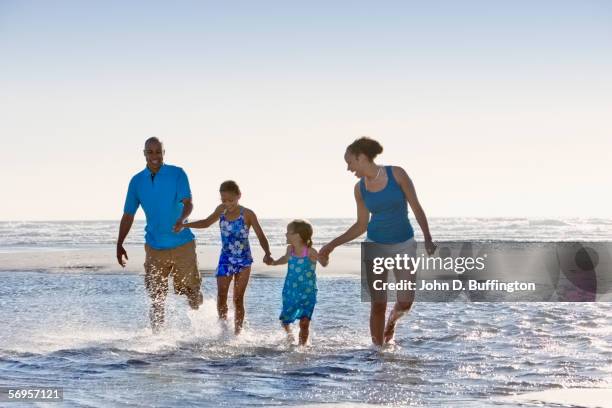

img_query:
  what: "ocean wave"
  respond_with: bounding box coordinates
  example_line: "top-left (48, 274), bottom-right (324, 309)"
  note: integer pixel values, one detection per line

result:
top-left (0, 218), bottom-right (611, 250)
top-left (529, 219), bottom-right (570, 227)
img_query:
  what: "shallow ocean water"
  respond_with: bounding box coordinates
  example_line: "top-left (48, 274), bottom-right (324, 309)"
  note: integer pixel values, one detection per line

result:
top-left (1, 273), bottom-right (611, 407)
top-left (1, 218), bottom-right (611, 407)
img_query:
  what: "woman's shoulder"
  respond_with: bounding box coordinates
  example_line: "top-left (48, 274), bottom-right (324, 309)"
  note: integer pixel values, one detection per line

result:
top-left (354, 181), bottom-right (364, 197)
top-left (390, 166), bottom-right (409, 182)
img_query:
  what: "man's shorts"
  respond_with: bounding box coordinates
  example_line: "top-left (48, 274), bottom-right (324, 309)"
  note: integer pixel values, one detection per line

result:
top-left (144, 239), bottom-right (201, 298)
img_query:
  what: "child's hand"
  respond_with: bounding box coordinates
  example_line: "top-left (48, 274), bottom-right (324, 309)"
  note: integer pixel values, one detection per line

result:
top-left (263, 254), bottom-right (273, 265)
top-left (173, 221), bottom-right (184, 233)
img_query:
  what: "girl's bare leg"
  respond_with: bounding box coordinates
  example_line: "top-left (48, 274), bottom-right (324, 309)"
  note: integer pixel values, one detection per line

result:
top-left (217, 275), bottom-right (232, 320)
top-left (232, 267), bottom-right (251, 334)
top-left (282, 323), bottom-right (295, 343)
top-left (298, 317), bottom-right (311, 346)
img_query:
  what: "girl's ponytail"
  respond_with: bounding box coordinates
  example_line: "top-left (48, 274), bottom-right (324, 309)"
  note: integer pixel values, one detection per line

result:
top-left (288, 220), bottom-right (314, 248)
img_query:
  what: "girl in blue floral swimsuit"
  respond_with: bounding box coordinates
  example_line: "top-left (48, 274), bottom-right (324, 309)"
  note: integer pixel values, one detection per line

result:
top-left (270, 220), bottom-right (327, 345)
top-left (183, 180), bottom-right (272, 334)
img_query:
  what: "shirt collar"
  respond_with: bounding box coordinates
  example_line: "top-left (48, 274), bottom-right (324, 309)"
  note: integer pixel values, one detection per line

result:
top-left (145, 163), bottom-right (166, 176)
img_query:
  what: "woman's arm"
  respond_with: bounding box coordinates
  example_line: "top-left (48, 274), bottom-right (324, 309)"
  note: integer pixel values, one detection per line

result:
top-left (245, 209), bottom-right (273, 263)
top-left (393, 166), bottom-right (436, 255)
top-left (319, 183), bottom-right (369, 258)
top-left (183, 204), bottom-right (224, 229)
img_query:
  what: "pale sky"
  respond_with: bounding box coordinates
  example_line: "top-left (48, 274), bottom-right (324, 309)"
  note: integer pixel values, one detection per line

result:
top-left (1, 1), bottom-right (611, 220)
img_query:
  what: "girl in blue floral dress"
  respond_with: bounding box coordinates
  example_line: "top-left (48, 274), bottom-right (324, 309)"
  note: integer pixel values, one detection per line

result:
top-left (183, 180), bottom-right (272, 334)
top-left (270, 220), bottom-right (327, 345)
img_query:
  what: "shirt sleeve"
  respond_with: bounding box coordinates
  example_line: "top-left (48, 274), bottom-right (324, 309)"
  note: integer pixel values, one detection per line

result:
top-left (123, 176), bottom-right (140, 215)
top-left (177, 168), bottom-right (192, 202)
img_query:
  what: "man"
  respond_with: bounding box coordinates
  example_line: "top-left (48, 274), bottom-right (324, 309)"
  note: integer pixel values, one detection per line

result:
top-left (116, 137), bottom-right (203, 333)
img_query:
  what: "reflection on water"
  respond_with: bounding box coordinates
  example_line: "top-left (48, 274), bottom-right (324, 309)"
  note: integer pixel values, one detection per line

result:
top-left (1, 273), bottom-right (611, 407)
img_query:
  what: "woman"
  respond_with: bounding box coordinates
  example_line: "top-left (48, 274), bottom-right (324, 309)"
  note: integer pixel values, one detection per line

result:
top-left (319, 137), bottom-right (436, 346)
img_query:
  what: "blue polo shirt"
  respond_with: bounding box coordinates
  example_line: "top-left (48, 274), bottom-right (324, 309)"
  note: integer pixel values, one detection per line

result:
top-left (123, 164), bottom-right (195, 250)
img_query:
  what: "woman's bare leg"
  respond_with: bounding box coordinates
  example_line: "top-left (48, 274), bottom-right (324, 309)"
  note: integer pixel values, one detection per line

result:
top-left (370, 301), bottom-right (387, 346)
top-left (383, 301), bottom-right (414, 344)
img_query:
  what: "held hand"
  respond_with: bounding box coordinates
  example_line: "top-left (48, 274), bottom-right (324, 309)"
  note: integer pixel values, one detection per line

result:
top-left (318, 243), bottom-right (334, 259)
top-left (424, 239), bottom-right (437, 256)
top-left (173, 220), bottom-right (184, 233)
top-left (263, 254), bottom-right (273, 265)
top-left (318, 254), bottom-right (329, 267)
top-left (116, 244), bottom-right (128, 267)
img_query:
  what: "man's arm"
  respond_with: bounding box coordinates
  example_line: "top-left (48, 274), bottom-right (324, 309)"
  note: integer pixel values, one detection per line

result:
top-left (173, 198), bottom-right (193, 232)
top-left (117, 213), bottom-right (134, 267)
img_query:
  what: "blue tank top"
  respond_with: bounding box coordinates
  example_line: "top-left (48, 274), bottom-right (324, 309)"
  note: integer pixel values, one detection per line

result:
top-left (360, 166), bottom-right (414, 244)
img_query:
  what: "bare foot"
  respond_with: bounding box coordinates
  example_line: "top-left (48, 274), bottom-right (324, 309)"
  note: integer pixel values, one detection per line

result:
top-left (280, 325), bottom-right (295, 347)
top-left (383, 311), bottom-right (399, 344)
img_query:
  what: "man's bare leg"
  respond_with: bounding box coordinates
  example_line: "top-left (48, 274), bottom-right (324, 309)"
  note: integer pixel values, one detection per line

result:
top-left (145, 262), bottom-right (169, 335)
top-left (186, 288), bottom-right (203, 310)
top-left (149, 291), bottom-right (167, 334)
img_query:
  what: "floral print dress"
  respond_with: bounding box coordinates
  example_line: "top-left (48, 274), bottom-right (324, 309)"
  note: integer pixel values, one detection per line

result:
top-left (216, 208), bottom-right (253, 277)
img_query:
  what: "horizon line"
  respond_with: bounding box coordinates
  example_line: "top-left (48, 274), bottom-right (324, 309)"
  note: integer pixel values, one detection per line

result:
top-left (1, 216), bottom-right (611, 222)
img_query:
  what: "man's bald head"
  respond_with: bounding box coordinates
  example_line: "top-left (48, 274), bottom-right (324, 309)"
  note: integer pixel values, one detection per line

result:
top-left (145, 137), bottom-right (163, 150)
top-left (143, 137), bottom-right (164, 172)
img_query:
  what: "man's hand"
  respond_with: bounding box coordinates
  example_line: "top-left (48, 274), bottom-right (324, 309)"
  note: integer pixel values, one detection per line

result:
top-left (117, 244), bottom-right (128, 267)
top-left (174, 198), bottom-right (193, 233)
